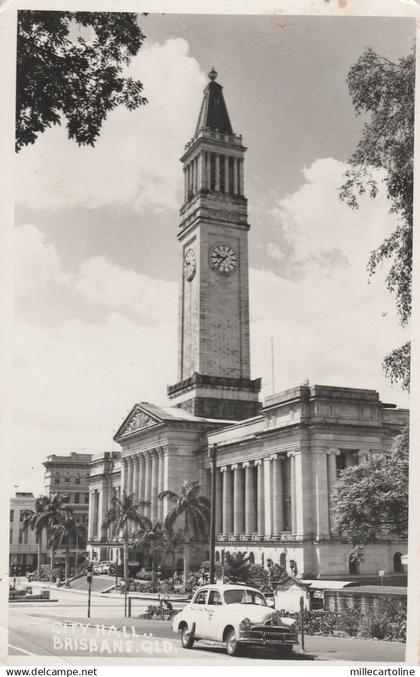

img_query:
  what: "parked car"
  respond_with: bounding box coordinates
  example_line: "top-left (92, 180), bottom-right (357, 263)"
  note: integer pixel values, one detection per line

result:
top-left (172, 584), bottom-right (298, 657)
top-left (92, 561), bottom-right (114, 575)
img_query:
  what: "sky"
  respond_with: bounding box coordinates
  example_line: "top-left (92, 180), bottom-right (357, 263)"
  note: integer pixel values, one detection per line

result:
top-left (14, 13), bottom-right (414, 495)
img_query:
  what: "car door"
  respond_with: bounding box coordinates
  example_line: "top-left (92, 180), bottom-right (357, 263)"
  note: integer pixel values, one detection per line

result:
top-left (188, 588), bottom-right (208, 638)
top-left (201, 589), bottom-right (224, 640)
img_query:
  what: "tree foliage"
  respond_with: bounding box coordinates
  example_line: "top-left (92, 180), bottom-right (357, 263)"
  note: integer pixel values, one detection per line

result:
top-left (330, 426), bottom-right (409, 551)
top-left (340, 48), bottom-right (414, 389)
top-left (224, 551), bottom-right (251, 583)
top-left (16, 11), bottom-right (147, 152)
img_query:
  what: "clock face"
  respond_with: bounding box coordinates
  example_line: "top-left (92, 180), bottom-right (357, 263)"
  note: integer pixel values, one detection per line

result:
top-left (210, 244), bottom-right (238, 275)
top-left (184, 248), bottom-right (196, 281)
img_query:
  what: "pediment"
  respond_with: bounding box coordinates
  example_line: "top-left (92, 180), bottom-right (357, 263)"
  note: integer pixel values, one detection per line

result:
top-left (115, 405), bottom-right (160, 441)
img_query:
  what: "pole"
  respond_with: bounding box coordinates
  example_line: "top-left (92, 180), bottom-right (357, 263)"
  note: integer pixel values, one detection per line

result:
top-left (86, 562), bottom-right (93, 618)
top-left (299, 595), bottom-right (305, 651)
top-left (221, 549), bottom-right (225, 583)
top-left (209, 444), bottom-right (217, 584)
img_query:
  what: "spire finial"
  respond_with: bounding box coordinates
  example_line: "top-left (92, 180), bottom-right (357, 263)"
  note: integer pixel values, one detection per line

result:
top-left (208, 66), bottom-right (217, 81)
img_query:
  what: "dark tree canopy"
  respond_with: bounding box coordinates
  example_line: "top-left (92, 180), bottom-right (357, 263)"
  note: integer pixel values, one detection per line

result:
top-left (330, 426), bottom-right (409, 551)
top-left (340, 48), bottom-right (414, 390)
top-left (16, 11), bottom-right (147, 152)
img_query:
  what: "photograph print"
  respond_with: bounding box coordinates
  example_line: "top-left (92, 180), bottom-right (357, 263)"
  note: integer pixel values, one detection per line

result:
top-left (7, 5), bottom-right (416, 665)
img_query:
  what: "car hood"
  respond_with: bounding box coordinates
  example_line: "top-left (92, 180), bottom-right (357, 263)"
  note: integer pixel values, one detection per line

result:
top-left (227, 604), bottom-right (287, 626)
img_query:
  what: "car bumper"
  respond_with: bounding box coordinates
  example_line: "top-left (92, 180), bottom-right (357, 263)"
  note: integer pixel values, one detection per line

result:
top-left (239, 626), bottom-right (298, 646)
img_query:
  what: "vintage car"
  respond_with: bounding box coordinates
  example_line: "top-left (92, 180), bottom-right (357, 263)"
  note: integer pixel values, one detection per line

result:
top-left (172, 584), bottom-right (298, 657)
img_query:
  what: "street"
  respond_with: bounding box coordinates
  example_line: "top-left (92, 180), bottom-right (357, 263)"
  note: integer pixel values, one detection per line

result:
top-left (6, 582), bottom-right (406, 664)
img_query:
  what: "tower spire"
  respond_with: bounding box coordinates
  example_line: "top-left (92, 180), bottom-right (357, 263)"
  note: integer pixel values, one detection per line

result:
top-left (195, 68), bottom-right (233, 136)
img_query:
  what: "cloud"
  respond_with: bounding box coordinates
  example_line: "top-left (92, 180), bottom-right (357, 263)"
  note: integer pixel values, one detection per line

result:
top-left (267, 158), bottom-right (396, 280)
top-left (14, 224), bottom-right (69, 298)
top-left (75, 255), bottom-right (178, 324)
top-left (254, 158), bottom-right (409, 403)
top-left (16, 38), bottom-right (206, 213)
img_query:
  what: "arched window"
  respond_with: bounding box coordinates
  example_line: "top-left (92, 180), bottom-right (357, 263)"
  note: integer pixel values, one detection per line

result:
top-left (215, 551), bottom-right (220, 562)
top-left (279, 552), bottom-right (286, 570)
top-left (249, 552), bottom-right (255, 564)
top-left (393, 552), bottom-right (404, 574)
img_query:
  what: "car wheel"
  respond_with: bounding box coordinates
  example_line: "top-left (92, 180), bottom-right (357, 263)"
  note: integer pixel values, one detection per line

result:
top-left (225, 629), bottom-right (241, 657)
top-left (180, 624), bottom-right (194, 649)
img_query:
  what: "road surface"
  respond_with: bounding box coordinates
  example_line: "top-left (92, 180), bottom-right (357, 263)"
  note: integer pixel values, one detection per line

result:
top-left (6, 583), bottom-right (405, 664)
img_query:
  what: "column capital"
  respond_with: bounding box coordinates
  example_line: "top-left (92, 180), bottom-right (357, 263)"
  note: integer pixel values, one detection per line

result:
top-left (269, 454), bottom-right (278, 461)
top-left (254, 459), bottom-right (262, 467)
top-left (231, 463), bottom-right (240, 471)
top-left (287, 451), bottom-right (295, 458)
top-left (242, 461), bottom-right (250, 469)
top-left (327, 449), bottom-right (339, 456)
top-left (220, 465), bottom-right (228, 473)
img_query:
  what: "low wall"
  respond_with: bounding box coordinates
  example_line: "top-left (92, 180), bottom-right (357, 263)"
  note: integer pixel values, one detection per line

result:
top-left (324, 587), bottom-right (406, 613)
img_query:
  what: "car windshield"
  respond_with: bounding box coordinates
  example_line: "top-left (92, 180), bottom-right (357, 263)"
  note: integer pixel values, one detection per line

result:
top-left (224, 589), bottom-right (267, 606)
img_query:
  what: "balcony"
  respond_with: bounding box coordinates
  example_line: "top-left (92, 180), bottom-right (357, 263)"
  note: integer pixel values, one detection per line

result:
top-left (215, 532), bottom-right (302, 544)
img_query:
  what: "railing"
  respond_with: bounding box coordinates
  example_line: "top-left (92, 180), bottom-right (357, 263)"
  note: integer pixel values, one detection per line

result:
top-left (216, 532), bottom-right (302, 543)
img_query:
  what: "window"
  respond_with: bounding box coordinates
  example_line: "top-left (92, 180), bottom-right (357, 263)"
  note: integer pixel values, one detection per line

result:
top-left (23, 529), bottom-right (28, 544)
top-left (208, 590), bottom-right (222, 605)
top-left (18, 529), bottom-right (23, 544)
top-left (224, 589), bottom-right (267, 606)
top-left (19, 510), bottom-right (25, 522)
top-left (336, 453), bottom-right (346, 476)
top-left (54, 475), bottom-right (60, 485)
top-left (10, 510), bottom-right (14, 522)
top-left (65, 475), bottom-right (70, 484)
top-left (84, 493), bottom-right (89, 504)
top-left (74, 493), bottom-right (80, 504)
top-left (75, 477), bottom-right (80, 485)
top-left (193, 590), bottom-right (207, 605)
top-left (9, 529), bottom-right (13, 544)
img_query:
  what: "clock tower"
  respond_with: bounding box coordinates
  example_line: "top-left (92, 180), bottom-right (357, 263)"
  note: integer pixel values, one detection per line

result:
top-left (167, 68), bottom-right (261, 420)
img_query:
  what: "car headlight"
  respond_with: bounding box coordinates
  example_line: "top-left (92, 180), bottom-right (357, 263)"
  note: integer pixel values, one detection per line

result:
top-left (239, 617), bottom-right (252, 631)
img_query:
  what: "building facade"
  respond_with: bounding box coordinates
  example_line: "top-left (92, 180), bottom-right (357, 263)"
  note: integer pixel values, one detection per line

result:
top-left (9, 492), bottom-right (38, 571)
top-left (86, 70), bottom-right (408, 576)
top-left (43, 452), bottom-right (92, 567)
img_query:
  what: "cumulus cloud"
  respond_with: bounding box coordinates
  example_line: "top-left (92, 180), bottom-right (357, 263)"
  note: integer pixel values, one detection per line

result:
top-left (16, 38), bottom-right (206, 213)
top-left (255, 158), bottom-right (409, 403)
top-left (14, 224), bottom-right (69, 298)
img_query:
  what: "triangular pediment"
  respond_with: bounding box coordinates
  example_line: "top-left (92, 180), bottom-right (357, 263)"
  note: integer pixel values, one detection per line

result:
top-left (114, 404), bottom-right (161, 441)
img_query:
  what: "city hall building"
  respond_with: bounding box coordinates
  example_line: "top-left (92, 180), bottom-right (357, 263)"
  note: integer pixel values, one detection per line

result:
top-left (87, 69), bottom-right (408, 577)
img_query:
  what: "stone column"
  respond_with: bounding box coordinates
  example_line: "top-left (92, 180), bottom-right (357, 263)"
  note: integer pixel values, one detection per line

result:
top-left (222, 466), bottom-right (233, 534)
top-left (290, 453), bottom-right (296, 534)
top-left (313, 451), bottom-right (330, 540)
top-left (233, 464), bottom-right (244, 535)
top-left (128, 457), bottom-right (134, 497)
top-left (92, 490), bottom-right (99, 538)
top-left (255, 460), bottom-right (265, 535)
top-left (327, 450), bottom-right (337, 533)
top-left (264, 457), bottom-right (273, 537)
top-left (272, 454), bottom-right (284, 535)
top-left (88, 492), bottom-right (95, 539)
top-left (151, 451), bottom-right (158, 522)
top-left (215, 154), bottom-right (220, 192)
top-left (161, 450), bottom-right (169, 519)
top-left (157, 450), bottom-right (164, 522)
top-left (239, 158), bottom-right (244, 195)
top-left (121, 458), bottom-right (128, 496)
top-left (144, 453), bottom-right (151, 519)
top-left (133, 456), bottom-right (140, 501)
top-left (199, 152), bottom-right (205, 191)
top-left (224, 155), bottom-right (229, 193)
top-left (244, 462), bottom-right (256, 534)
top-left (294, 452), bottom-right (304, 537)
top-left (233, 157), bottom-right (239, 194)
top-left (215, 469), bottom-right (223, 534)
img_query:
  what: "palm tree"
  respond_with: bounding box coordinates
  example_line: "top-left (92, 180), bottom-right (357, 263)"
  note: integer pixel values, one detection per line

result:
top-left (159, 481), bottom-right (210, 588)
top-left (102, 492), bottom-right (150, 596)
top-left (48, 516), bottom-right (86, 579)
top-left (135, 522), bottom-right (167, 577)
top-left (23, 493), bottom-right (72, 575)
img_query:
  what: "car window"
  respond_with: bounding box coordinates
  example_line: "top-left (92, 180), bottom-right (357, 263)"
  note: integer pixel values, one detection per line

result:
top-left (224, 589), bottom-right (267, 606)
top-left (208, 590), bottom-right (222, 605)
top-left (193, 590), bottom-right (207, 604)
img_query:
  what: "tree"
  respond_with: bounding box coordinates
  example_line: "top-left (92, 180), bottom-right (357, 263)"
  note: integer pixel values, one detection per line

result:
top-left (134, 521), bottom-right (167, 576)
top-left (16, 11), bottom-right (148, 152)
top-left (330, 426), bottom-right (409, 562)
top-left (159, 481), bottom-right (210, 588)
top-left (23, 493), bottom-right (73, 573)
top-left (102, 492), bottom-right (150, 593)
top-left (48, 516), bottom-right (86, 579)
top-left (224, 551), bottom-right (251, 583)
top-left (340, 48), bottom-right (414, 390)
